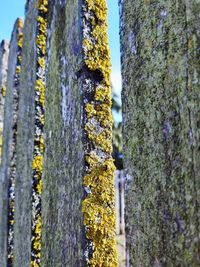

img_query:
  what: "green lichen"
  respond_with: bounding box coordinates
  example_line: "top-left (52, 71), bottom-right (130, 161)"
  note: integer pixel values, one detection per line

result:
top-left (7, 18), bottom-right (24, 266)
top-left (120, 0), bottom-right (200, 266)
top-left (41, 1), bottom-right (85, 266)
top-left (13, 2), bottom-right (38, 266)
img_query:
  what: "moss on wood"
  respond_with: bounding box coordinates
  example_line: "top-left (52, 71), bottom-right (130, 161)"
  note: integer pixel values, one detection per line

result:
top-left (0, 20), bottom-right (22, 267)
top-left (41, 1), bottom-right (85, 266)
top-left (120, 1), bottom-right (200, 266)
top-left (13, 2), bottom-right (38, 266)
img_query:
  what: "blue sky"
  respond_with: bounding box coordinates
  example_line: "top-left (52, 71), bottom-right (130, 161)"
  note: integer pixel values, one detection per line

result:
top-left (107, 0), bottom-right (122, 98)
top-left (0, 1), bottom-right (26, 40)
top-left (0, 0), bottom-right (122, 101)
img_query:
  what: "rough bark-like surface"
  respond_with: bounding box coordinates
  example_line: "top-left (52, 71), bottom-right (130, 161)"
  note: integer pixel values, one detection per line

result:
top-left (41, 1), bottom-right (85, 266)
top-left (13, 2), bottom-right (37, 266)
top-left (0, 23), bottom-right (19, 267)
top-left (120, 1), bottom-right (200, 266)
top-left (0, 40), bottom-right (9, 163)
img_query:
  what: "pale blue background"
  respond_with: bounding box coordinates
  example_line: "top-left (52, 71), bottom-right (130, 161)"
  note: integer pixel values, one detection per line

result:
top-left (0, 0), bottom-right (122, 115)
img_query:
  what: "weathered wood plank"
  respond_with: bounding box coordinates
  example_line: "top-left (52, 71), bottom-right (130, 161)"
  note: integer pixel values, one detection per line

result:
top-left (0, 40), bottom-right (9, 163)
top-left (120, 0), bottom-right (200, 266)
top-left (0, 19), bottom-right (22, 267)
top-left (13, 2), bottom-right (37, 266)
top-left (41, 1), bottom-right (86, 265)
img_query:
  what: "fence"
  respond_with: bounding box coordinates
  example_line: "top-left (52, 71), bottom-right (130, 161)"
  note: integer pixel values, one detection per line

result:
top-left (115, 170), bottom-right (125, 235)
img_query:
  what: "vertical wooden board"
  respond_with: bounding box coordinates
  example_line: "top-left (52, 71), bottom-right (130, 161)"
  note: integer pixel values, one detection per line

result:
top-left (0, 40), bottom-right (9, 162)
top-left (81, 0), bottom-right (118, 264)
top-left (115, 171), bottom-right (120, 235)
top-left (13, 2), bottom-right (37, 266)
top-left (0, 20), bottom-right (21, 267)
top-left (120, 171), bottom-right (125, 234)
top-left (41, 1), bottom-right (86, 266)
top-left (120, 0), bottom-right (200, 266)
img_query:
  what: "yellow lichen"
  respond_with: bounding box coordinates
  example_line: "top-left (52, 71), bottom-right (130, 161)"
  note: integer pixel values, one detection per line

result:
top-left (35, 79), bottom-right (45, 107)
top-left (95, 85), bottom-right (111, 103)
top-left (41, 114), bottom-right (45, 125)
top-left (83, 38), bottom-right (94, 52)
top-left (85, 151), bottom-right (100, 168)
top-left (37, 16), bottom-right (47, 34)
top-left (18, 55), bottom-right (22, 63)
top-left (85, 103), bottom-right (96, 117)
top-left (31, 0), bottom-right (48, 267)
top-left (7, 18), bottom-right (24, 266)
top-left (36, 34), bottom-right (46, 55)
top-left (39, 94), bottom-right (44, 106)
top-left (15, 66), bottom-right (21, 74)
top-left (17, 18), bottom-right (23, 29)
top-left (35, 79), bottom-right (44, 90)
top-left (32, 155), bottom-right (43, 175)
top-left (37, 0), bottom-right (48, 13)
top-left (37, 179), bottom-right (42, 195)
top-left (39, 136), bottom-right (44, 153)
top-left (1, 85), bottom-right (6, 97)
top-left (35, 216), bottom-right (42, 235)
top-left (38, 57), bottom-right (45, 69)
top-left (18, 32), bottom-right (23, 48)
top-left (32, 260), bottom-right (40, 267)
top-left (31, 1), bottom-right (48, 266)
top-left (82, 0), bottom-right (118, 266)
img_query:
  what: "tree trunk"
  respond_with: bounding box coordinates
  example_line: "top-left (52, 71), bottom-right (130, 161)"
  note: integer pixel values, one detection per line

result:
top-left (120, 1), bottom-right (200, 266)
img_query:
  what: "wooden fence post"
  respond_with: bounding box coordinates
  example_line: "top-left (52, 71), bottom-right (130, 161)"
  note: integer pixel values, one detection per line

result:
top-left (0, 40), bottom-right (9, 163)
top-left (13, 2), bottom-right (38, 266)
top-left (0, 39), bottom-right (9, 266)
top-left (0, 19), bottom-right (23, 266)
top-left (120, 0), bottom-right (200, 265)
top-left (115, 170), bottom-right (125, 235)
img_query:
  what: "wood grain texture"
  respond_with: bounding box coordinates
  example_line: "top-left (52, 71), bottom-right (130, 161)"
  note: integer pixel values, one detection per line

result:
top-left (41, 1), bottom-right (86, 266)
top-left (120, 0), bottom-right (200, 266)
top-left (0, 40), bottom-right (9, 163)
top-left (0, 21), bottom-right (20, 267)
top-left (13, 2), bottom-right (37, 266)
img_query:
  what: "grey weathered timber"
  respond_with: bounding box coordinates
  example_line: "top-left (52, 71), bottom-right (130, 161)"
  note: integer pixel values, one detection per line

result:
top-left (41, 1), bottom-right (86, 266)
top-left (0, 40), bottom-right (9, 163)
top-left (120, 1), bottom-right (200, 266)
top-left (0, 21), bottom-right (20, 266)
top-left (13, 2), bottom-right (37, 266)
